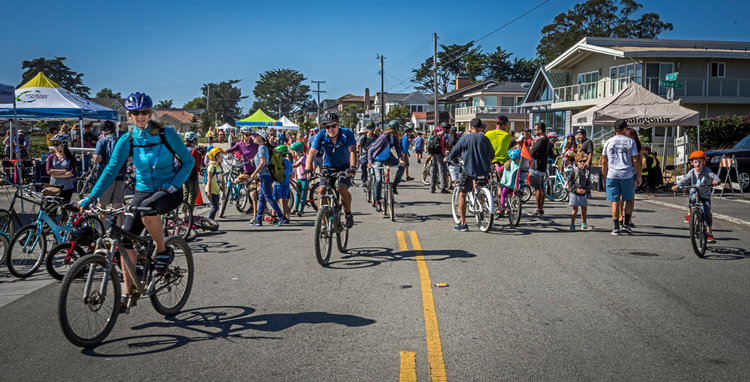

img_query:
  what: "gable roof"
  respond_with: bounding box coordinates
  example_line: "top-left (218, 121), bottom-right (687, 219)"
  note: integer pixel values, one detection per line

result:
top-left (153, 109), bottom-right (197, 124)
top-left (547, 37), bottom-right (750, 70)
top-left (438, 80), bottom-right (497, 101)
top-left (400, 91), bottom-right (430, 105)
top-left (518, 67), bottom-right (555, 107)
top-left (91, 98), bottom-right (126, 110)
top-left (412, 112), bottom-right (427, 120)
top-left (463, 82), bottom-right (529, 98)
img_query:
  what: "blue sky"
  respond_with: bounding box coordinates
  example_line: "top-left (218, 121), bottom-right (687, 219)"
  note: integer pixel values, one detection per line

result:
top-left (3, 0), bottom-right (749, 114)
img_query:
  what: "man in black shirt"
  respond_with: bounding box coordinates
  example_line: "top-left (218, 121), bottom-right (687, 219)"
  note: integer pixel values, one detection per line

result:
top-left (529, 122), bottom-right (551, 216)
top-left (576, 128), bottom-right (594, 167)
top-left (356, 122), bottom-right (378, 183)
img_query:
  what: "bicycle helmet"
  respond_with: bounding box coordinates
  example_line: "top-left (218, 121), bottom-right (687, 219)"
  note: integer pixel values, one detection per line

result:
top-left (207, 147), bottom-right (224, 161)
top-left (124, 92), bottom-right (153, 110)
top-left (689, 150), bottom-right (706, 160)
top-left (496, 115), bottom-right (509, 125)
top-left (320, 112), bottom-right (339, 126)
top-left (547, 131), bottom-right (559, 140)
top-left (576, 128), bottom-right (587, 136)
top-left (183, 131), bottom-right (198, 142)
top-left (566, 133), bottom-right (575, 138)
top-left (290, 141), bottom-right (304, 152)
top-left (50, 133), bottom-right (70, 145)
top-left (275, 144), bottom-right (289, 155)
top-left (71, 225), bottom-right (96, 246)
top-left (240, 126), bottom-right (252, 134)
top-left (366, 121), bottom-right (376, 128)
top-left (101, 120), bottom-right (116, 133)
top-left (507, 148), bottom-right (521, 160)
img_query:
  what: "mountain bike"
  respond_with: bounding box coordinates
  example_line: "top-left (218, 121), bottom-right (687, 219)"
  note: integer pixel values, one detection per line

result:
top-left (451, 170), bottom-right (494, 232)
top-left (0, 174), bottom-right (51, 238)
top-left (372, 165), bottom-right (395, 221)
top-left (58, 205), bottom-right (193, 348)
top-left (313, 170), bottom-right (350, 266)
top-left (219, 160), bottom-right (250, 218)
top-left (75, 164), bottom-right (98, 200)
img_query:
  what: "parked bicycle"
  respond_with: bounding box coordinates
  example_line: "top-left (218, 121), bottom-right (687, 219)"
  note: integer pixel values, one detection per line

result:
top-left (545, 157), bottom-right (570, 202)
top-left (57, 205), bottom-right (193, 348)
top-left (219, 159), bottom-right (250, 217)
top-left (313, 170), bottom-right (350, 266)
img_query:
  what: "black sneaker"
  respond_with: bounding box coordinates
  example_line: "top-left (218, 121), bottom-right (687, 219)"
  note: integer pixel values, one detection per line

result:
top-left (406, 176), bottom-right (415, 181)
top-left (345, 213), bottom-right (354, 228)
top-left (620, 225), bottom-right (633, 234)
top-left (392, 184), bottom-right (399, 195)
top-left (153, 247), bottom-right (174, 277)
top-left (440, 189), bottom-right (451, 194)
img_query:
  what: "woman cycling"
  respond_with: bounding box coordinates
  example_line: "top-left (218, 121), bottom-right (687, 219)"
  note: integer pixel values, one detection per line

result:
top-left (79, 92), bottom-right (193, 307)
top-left (46, 134), bottom-right (77, 202)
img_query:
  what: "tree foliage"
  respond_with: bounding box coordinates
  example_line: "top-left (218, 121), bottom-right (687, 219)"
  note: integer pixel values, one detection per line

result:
top-left (340, 105), bottom-right (361, 129)
top-left (201, 80), bottom-right (246, 130)
top-left (183, 97), bottom-right (206, 109)
top-left (95, 88), bottom-right (121, 98)
top-left (20, 57), bottom-right (90, 97)
top-left (537, 0), bottom-right (673, 63)
top-left (297, 114), bottom-right (317, 132)
top-left (685, 115), bottom-right (750, 150)
top-left (155, 99), bottom-right (174, 109)
top-left (386, 105), bottom-right (411, 126)
top-left (252, 68), bottom-right (311, 119)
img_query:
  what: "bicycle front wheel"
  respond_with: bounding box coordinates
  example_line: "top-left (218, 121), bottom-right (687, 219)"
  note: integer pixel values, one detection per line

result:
top-left (388, 187), bottom-right (395, 221)
top-left (451, 187), bottom-right (461, 224)
top-left (150, 236), bottom-right (194, 316)
top-left (0, 209), bottom-right (15, 239)
top-left (235, 185), bottom-right (248, 213)
top-left (6, 224), bottom-right (47, 278)
top-left (58, 255), bottom-right (121, 348)
top-left (336, 211), bottom-right (349, 253)
top-left (0, 233), bottom-right (9, 265)
top-left (520, 185), bottom-right (532, 203)
top-left (476, 188), bottom-right (494, 232)
top-left (46, 242), bottom-right (87, 281)
top-left (689, 209), bottom-right (707, 258)
top-left (219, 186), bottom-right (233, 218)
top-left (314, 206), bottom-right (333, 266)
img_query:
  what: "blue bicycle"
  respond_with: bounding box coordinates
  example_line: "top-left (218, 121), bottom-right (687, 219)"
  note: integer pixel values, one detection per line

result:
top-left (5, 194), bottom-right (101, 278)
top-left (545, 157), bottom-right (570, 202)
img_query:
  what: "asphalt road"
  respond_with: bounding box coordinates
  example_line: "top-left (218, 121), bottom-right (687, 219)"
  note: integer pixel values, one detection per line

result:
top-left (1, 179), bottom-right (749, 381)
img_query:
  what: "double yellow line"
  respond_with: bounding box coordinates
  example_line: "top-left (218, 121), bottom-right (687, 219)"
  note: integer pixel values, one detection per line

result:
top-left (397, 231), bottom-right (447, 382)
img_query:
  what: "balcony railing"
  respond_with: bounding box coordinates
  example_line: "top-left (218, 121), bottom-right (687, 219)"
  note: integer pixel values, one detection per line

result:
top-left (455, 105), bottom-right (521, 116)
top-left (553, 77), bottom-right (750, 104)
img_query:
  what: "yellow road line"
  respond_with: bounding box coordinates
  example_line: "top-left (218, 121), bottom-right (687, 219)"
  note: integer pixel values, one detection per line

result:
top-left (399, 351), bottom-right (417, 382)
top-left (398, 230), bottom-right (448, 382)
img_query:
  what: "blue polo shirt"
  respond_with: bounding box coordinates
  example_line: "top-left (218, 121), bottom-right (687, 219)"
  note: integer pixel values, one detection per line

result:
top-left (311, 128), bottom-right (357, 168)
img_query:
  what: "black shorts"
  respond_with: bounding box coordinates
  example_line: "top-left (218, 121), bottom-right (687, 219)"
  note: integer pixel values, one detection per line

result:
top-left (457, 174), bottom-right (475, 193)
top-left (319, 167), bottom-right (352, 190)
top-left (529, 173), bottom-right (546, 190)
top-left (122, 189), bottom-right (183, 247)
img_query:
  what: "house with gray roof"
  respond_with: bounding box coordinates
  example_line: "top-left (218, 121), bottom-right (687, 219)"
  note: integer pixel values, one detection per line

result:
top-left (453, 82), bottom-right (529, 132)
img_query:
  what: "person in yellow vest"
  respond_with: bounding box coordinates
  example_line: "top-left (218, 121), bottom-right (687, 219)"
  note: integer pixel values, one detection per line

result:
top-left (641, 146), bottom-right (659, 191)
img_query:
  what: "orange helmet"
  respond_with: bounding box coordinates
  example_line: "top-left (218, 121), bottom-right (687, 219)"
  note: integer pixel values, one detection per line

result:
top-left (689, 150), bottom-right (706, 160)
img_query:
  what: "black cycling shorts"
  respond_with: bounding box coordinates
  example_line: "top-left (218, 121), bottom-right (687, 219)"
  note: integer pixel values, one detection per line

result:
top-left (122, 189), bottom-right (183, 247)
top-left (457, 174), bottom-right (475, 193)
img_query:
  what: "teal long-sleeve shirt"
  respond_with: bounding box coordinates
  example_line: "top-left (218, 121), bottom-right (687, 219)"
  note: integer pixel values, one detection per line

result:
top-left (89, 125), bottom-right (194, 199)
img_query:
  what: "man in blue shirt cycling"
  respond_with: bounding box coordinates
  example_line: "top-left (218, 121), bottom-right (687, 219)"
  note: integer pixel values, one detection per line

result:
top-left (79, 92), bottom-right (194, 308)
top-left (305, 112), bottom-right (357, 228)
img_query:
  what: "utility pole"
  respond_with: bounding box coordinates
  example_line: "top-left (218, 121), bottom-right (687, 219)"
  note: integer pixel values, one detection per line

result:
top-left (311, 80), bottom-right (326, 126)
top-left (377, 54), bottom-right (385, 128)
top-left (433, 32), bottom-right (438, 132)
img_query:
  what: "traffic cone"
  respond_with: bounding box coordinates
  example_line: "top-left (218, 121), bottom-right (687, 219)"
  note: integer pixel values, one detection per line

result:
top-left (195, 184), bottom-right (206, 206)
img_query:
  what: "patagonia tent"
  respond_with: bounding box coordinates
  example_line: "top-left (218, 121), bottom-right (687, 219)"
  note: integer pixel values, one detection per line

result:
top-left (236, 109), bottom-right (281, 127)
top-left (277, 116), bottom-right (300, 130)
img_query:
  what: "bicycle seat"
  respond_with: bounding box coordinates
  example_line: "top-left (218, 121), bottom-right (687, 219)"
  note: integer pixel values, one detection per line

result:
top-left (126, 205), bottom-right (158, 215)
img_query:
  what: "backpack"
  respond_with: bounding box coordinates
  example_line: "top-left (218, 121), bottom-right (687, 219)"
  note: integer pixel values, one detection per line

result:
top-left (129, 127), bottom-right (182, 170)
top-left (427, 135), bottom-right (442, 154)
top-left (265, 144), bottom-right (285, 182)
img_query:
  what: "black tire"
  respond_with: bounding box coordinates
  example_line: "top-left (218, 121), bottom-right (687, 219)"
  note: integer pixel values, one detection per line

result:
top-left (520, 185), bottom-right (532, 203)
top-left (364, 177), bottom-right (372, 204)
top-left (314, 206), bottom-right (333, 266)
top-left (308, 182), bottom-right (320, 212)
top-left (451, 187), bottom-right (461, 224)
top-left (58, 255), bottom-right (120, 348)
top-left (219, 186), bottom-right (232, 218)
top-left (6, 224), bottom-right (47, 278)
top-left (508, 195), bottom-right (522, 228)
top-left (235, 185), bottom-right (248, 213)
top-left (388, 188), bottom-right (395, 221)
top-left (197, 217), bottom-right (220, 231)
top-left (0, 233), bottom-right (9, 266)
top-left (150, 236), bottom-right (194, 316)
top-left (546, 181), bottom-right (568, 202)
top-left (382, 185), bottom-right (390, 216)
top-left (689, 208), bottom-right (707, 258)
top-left (0, 209), bottom-right (16, 239)
top-left (336, 211), bottom-right (349, 253)
top-left (45, 242), bottom-right (87, 281)
top-left (164, 202), bottom-right (193, 241)
top-left (422, 165), bottom-right (430, 185)
top-left (476, 188), bottom-right (494, 232)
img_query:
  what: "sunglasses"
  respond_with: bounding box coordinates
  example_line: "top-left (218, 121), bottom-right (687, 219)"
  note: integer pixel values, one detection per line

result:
top-left (53, 142), bottom-right (61, 146)
top-left (324, 124), bottom-right (338, 130)
top-left (130, 109), bottom-right (151, 116)
top-left (577, 160), bottom-right (587, 163)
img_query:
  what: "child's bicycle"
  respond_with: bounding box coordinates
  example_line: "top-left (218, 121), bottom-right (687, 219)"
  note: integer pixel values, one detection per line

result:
top-left (219, 159), bottom-right (251, 218)
top-left (57, 205), bottom-right (193, 348)
top-left (676, 184), bottom-right (714, 258)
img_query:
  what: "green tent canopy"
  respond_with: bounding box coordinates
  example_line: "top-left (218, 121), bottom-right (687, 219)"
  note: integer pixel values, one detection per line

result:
top-left (236, 109), bottom-right (281, 127)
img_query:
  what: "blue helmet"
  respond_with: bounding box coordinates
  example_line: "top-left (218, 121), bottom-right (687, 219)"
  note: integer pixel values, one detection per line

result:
top-left (507, 148), bottom-right (521, 160)
top-left (124, 92), bottom-right (153, 110)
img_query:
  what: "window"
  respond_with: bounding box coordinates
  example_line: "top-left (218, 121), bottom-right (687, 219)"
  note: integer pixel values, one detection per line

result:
top-left (473, 97), bottom-right (481, 107)
top-left (610, 63), bottom-right (643, 93)
top-left (484, 97), bottom-right (498, 107)
top-left (644, 62), bottom-right (673, 96)
top-left (577, 71), bottom-right (599, 100)
top-left (500, 96), bottom-right (515, 107)
top-left (711, 62), bottom-right (725, 78)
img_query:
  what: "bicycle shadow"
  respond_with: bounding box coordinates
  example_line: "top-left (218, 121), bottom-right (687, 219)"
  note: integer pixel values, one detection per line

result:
top-left (190, 240), bottom-right (244, 255)
top-left (702, 246), bottom-right (750, 260)
top-left (326, 246), bottom-right (476, 269)
top-left (80, 305), bottom-right (375, 357)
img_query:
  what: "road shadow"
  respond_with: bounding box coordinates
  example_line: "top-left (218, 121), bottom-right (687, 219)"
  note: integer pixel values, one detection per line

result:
top-left (81, 305), bottom-right (375, 357)
top-left (189, 240), bottom-right (244, 255)
top-left (326, 246), bottom-right (476, 269)
top-left (702, 246), bottom-right (750, 260)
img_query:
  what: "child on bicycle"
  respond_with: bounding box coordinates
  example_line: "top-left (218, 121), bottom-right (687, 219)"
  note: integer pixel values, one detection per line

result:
top-left (671, 150), bottom-right (721, 243)
top-left (498, 148), bottom-right (522, 216)
top-left (566, 151), bottom-right (592, 231)
top-left (205, 147), bottom-right (225, 220)
top-left (290, 142), bottom-right (309, 217)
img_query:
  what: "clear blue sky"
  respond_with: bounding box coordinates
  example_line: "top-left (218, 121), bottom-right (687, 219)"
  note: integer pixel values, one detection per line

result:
top-left (3, 0), bottom-right (749, 114)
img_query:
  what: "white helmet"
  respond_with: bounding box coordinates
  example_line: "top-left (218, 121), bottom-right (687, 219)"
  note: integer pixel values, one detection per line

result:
top-left (51, 133), bottom-right (70, 145)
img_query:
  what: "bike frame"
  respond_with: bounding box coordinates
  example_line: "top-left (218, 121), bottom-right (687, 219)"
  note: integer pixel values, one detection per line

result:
top-left (22, 208), bottom-right (75, 252)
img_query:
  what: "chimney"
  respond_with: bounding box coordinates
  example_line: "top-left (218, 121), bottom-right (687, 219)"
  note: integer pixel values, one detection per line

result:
top-left (364, 88), bottom-right (370, 111)
top-left (456, 77), bottom-right (471, 91)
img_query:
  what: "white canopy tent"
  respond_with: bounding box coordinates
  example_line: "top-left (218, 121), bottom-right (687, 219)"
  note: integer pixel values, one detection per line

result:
top-left (216, 123), bottom-right (236, 130)
top-left (277, 116), bottom-right (300, 130)
top-left (0, 81), bottom-right (19, 160)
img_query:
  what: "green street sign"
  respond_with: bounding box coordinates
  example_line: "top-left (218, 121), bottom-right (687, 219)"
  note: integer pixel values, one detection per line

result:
top-left (665, 72), bottom-right (679, 81)
top-left (659, 80), bottom-right (684, 89)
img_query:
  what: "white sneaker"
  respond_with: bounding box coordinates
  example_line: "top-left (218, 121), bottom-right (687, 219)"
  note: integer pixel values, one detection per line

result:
top-left (611, 228), bottom-right (621, 236)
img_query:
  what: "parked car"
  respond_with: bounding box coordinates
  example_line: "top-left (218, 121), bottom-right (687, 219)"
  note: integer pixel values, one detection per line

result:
top-left (705, 134), bottom-right (750, 191)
